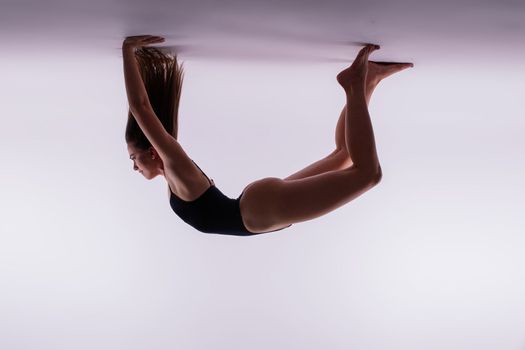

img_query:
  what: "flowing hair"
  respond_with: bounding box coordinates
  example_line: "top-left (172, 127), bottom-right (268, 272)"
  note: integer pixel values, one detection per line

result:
top-left (125, 47), bottom-right (184, 150)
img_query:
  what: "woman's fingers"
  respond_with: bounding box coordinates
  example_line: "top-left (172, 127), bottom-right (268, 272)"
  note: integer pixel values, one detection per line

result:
top-left (125, 35), bottom-right (152, 40)
top-left (145, 36), bottom-right (165, 43)
top-left (123, 35), bottom-right (165, 48)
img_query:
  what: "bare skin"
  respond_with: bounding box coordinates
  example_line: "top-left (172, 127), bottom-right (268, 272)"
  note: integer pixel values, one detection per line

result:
top-left (124, 37), bottom-right (413, 234)
top-left (126, 60), bottom-right (412, 182)
top-left (283, 60), bottom-right (414, 181)
top-left (238, 45), bottom-right (414, 234)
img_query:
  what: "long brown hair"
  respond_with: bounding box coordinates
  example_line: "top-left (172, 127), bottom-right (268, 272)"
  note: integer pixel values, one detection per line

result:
top-left (125, 47), bottom-right (184, 150)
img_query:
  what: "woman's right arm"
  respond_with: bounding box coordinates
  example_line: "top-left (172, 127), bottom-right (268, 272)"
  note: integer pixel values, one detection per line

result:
top-left (122, 36), bottom-right (181, 162)
top-left (122, 36), bottom-right (207, 186)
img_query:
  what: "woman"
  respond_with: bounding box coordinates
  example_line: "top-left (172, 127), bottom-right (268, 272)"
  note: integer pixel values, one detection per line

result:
top-left (123, 35), bottom-right (413, 236)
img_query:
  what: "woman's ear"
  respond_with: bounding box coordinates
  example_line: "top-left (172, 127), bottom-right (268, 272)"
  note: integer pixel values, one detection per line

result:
top-left (149, 147), bottom-right (159, 160)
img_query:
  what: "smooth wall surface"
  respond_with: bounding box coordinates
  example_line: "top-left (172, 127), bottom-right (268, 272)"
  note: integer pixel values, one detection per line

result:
top-left (1, 1), bottom-right (524, 349)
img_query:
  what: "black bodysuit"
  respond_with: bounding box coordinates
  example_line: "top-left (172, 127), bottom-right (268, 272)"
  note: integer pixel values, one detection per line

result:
top-left (169, 160), bottom-right (292, 236)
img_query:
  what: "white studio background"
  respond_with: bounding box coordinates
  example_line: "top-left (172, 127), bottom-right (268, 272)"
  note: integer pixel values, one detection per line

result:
top-left (1, 1), bottom-right (525, 350)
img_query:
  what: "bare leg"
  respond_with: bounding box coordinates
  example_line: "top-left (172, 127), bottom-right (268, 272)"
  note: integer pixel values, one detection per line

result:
top-left (284, 60), bottom-right (413, 181)
top-left (336, 44), bottom-right (381, 173)
top-left (241, 45), bottom-right (399, 232)
top-left (285, 78), bottom-right (382, 181)
top-left (334, 78), bottom-right (377, 153)
top-left (335, 61), bottom-right (414, 154)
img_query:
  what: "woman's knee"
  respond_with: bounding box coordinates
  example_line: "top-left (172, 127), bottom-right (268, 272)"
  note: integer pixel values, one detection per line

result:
top-left (346, 164), bottom-right (382, 185)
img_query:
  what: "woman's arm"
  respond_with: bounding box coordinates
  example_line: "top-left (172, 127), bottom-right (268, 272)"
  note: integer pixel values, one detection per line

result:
top-left (122, 36), bottom-right (160, 110)
top-left (122, 35), bottom-right (182, 162)
top-left (123, 35), bottom-right (211, 190)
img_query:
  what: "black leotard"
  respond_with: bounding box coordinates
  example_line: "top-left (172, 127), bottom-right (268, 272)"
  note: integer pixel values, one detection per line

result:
top-left (169, 160), bottom-right (292, 236)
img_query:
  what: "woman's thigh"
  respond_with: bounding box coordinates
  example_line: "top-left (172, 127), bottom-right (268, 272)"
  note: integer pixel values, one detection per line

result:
top-left (239, 168), bottom-right (380, 232)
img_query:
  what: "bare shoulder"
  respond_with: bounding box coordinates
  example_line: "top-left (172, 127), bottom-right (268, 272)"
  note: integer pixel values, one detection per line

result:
top-left (163, 152), bottom-right (212, 201)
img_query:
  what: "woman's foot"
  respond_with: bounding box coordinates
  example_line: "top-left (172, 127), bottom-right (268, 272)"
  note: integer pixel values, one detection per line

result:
top-left (337, 44), bottom-right (380, 92)
top-left (367, 61), bottom-right (414, 88)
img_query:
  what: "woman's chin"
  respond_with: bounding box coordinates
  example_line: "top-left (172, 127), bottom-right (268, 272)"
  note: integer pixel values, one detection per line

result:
top-left (142, 172), bottom-right (157, 180)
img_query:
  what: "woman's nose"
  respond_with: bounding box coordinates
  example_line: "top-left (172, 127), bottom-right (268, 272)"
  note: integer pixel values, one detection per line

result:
top-left (133, 163), bottom-right (138, 171)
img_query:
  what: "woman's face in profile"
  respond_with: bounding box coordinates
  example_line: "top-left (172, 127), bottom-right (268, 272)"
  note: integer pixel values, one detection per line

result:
top-left (127, 143), bottom-right (160, 180)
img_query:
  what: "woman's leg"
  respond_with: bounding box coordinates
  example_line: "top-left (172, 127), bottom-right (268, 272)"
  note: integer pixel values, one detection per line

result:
top-left (282, 148), bottom-right (349, 181)
top-left (241, 45), bottom-right (389, 233)
top-left (283, 80), bottom-right (376, 181)
top-left (336, 61), bottom-right (413, 164)
top-left (338, 45), bottom-right (381, 172)
top-left (284, 61), bottom-right (412, 181)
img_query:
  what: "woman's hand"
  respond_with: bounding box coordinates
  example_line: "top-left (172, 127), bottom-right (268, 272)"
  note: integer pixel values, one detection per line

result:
top-left (122, 35), bottom-right (165, 50)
